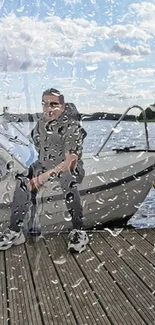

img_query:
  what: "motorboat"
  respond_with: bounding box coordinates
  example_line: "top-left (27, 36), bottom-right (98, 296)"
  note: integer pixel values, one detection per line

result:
top-left (0, 105), bottom-right (155, 234)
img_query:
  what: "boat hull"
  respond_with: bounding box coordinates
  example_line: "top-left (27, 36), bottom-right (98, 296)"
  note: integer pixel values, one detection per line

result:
top-left (0, 149), bottom-right (155, 233)
top-left (33, 167), bottom-right (155, 233)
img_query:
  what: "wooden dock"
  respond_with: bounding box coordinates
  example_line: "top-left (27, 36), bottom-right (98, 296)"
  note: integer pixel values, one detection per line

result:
top-left (0, 228), bottom-right (155, 325)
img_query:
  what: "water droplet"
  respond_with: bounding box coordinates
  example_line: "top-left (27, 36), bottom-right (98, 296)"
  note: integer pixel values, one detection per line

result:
top-left (64, 213), bottom-right (72, 222)
top-left (10, 287), bottom-right (18, 291)
top-left (53, 60), bottom-right (58, 67)
top-left (51, 279), bottom-right (59, 284)
top-left (95, 262), bottom-right (105, 273)
top-left (45, 122), bottom-right (53, 134)
top-left (112, 127), bottom-right (122, 133)
top-left (84, 78), bottom-right (91, 85)
top-left (53, 257), bottom-right (66, 265)
top-left (86, 64), bottom-right (98, 71)
top-left (96, 199), bottom-right (104, 205)
top-left (104, 228), bottom-right (123, 237)
top-left (3, 192), bottom-right (11, 204)
top-left (97, 175), bottom-right (106, 183)
top-left (5, 182), bottom-right (12, 191)
top-left (112, 270), bottom-right (117, 274)
top-left (63, 114), bottom-right (68, 123)
top-left (58, 126), bottom-right (65, 135)
top-left (53, 202), bottom-right (59, 209)
top-left (7, 160), bottom-right (14, 170)
top-left (71, 277), bottom-right (85, 288)
top-left (92, 155), bottom-right (99, 161)
top-left (108, 195), bottom-right (118, 202)
top-left (69, 181), bottom-right (77, 189)
top-left (17, 6), bottom-right (24, 12)
top-left (82, 199), bottom-right (86, 207)
top-left (86, 256), bottom-right (95, 262)
top-left (128, 245), bottom-right (135, 252)
top-left (47, 197), bottom-right (53, 203)
top-left (45, 211), bottom-right (53, 220)
top-left (66, 192), bottom-right (74, 203)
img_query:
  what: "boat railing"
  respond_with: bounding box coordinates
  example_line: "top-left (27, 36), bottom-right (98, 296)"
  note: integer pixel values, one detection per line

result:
top-left (95, 105), bottom-right (149, 157)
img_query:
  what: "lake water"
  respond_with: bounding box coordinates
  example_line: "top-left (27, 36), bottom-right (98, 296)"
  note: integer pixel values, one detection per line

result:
top-left (1, 118), bottom-right (155, 228)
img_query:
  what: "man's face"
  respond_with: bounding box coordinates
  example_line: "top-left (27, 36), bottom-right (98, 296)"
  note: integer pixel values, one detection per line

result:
top-left (42, 94), bottom-right (65, 121)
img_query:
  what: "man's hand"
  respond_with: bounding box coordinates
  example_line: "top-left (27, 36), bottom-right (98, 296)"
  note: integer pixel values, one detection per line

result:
top-left (27, 153), bottom-right (78, 191)
top-left (65, 152), bottom-right (78, 171)
top-left (27, 174), bottom-right (45, 191)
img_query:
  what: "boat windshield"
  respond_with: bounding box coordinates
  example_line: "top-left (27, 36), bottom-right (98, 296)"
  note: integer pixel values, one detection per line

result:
top-left (0, 121), bottom-right (38, 167)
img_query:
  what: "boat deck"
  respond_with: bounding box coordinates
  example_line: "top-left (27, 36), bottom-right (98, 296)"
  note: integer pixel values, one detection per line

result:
top-left (0, 228), bottom-right (155, 325)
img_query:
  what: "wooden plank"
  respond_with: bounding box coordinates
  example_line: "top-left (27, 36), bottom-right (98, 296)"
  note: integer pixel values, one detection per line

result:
top-left (136, 228), bottom-right (155, 245)
top-left (62, 233), bottom-right (146, 325)
top-left (0, 252), bottom-right (8, 324)
top-left (121, 229), bottom-right (155, 266)
top-left (5, 244), bottom-right (42, 325)
top-left (26, 237), bottom-right (77, 325)
top-left (89, 232), bottom-right (155, 325)
top-left (45, 234), bottom-right (111, 325)
top-left (101, 230), bottom-right (155, 293)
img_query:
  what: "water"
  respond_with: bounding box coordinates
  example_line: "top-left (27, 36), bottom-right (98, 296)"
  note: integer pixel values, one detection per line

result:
top-left (1, 118), bottom-right (155, 228)
top-left (83, 119), bottom-right (155, 154)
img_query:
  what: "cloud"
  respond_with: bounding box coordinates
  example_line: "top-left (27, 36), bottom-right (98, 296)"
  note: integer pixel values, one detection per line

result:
top-left (78, 52), bottom-right (120, 62)
top-left (3, 92), bottom-right (25, 100)
top-left (0, 47), bottom-right (46, 73)
top-left (112, 41), bottom-right (151, 56)
top-left (106, 68), bottom-right (155, 100)
top-left (53, 77), bottom-right (77, 86)
top-left (140, 21), bottom-right (155, 36)
top-left (77, 50), bottom-right (147, 63)
top-left (130, 2), bottom-right (155, 36)
top-left (63, 86), bottom-right (90, 96)
top-left (104, 88), bottom-right (154, 101)
top-left (111, 68), bottom-right (155, 78)
top-left (100, 24), bottom-right (151, 40)
top-left (0, 13), bottom-right (152, 73)
top-left (109, 68), bottom-right (155, 86)
top-left (130, 2), bottom-right (155, 19)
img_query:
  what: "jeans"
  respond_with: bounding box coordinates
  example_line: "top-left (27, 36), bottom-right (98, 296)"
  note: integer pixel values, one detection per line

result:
top-left (9, 165), bottom-right (84, 233)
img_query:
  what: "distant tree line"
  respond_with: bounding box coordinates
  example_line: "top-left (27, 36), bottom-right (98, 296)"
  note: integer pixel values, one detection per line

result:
top-left (81, 112), bottom-right (136, 121)
top-left (82, 105), bottom-right (155, 121)
top-left (3, 104), bottom-right (155, 122)
top-left (138, 106), bottom-right (155, 121)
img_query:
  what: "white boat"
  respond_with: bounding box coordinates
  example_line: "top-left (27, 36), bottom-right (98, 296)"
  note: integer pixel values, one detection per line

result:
top-left (0, 105), bottom-right (155, 234)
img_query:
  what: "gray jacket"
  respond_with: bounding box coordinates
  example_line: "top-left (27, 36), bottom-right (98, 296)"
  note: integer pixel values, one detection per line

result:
top-left (30, 103), bottom-right (87, 179)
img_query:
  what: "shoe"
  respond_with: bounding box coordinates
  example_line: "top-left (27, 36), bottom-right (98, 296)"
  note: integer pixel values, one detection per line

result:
top-left (68, 229), bottom-right (89, 253)
top-left (0, 228), bottom-right (25, 250)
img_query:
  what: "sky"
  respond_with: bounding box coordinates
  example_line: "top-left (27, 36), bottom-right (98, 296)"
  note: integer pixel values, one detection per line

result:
top-left (0, 0), bottom-right (155, 115)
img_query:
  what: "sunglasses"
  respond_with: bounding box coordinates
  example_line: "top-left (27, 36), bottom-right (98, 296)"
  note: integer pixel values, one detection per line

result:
top-left (42, 101), bottom-right (61, 108)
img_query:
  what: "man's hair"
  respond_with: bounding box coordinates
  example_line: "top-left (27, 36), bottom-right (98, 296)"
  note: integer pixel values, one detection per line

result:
top-left (42, 88), bottom-right (64, 104)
